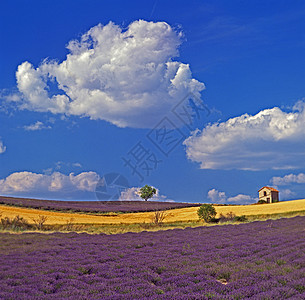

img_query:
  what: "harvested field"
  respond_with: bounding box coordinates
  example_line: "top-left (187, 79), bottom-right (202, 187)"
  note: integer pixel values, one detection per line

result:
top-left (0, 199), bottom-right (304, 225)
top-left (215, 199), bottom-right (305, 217)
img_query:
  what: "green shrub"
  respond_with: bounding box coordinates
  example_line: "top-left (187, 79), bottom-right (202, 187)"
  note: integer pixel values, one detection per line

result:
top-left (197, 204), bottom-right (217, 223)
top-left (257, 199), bottom-right (267, 204)
top-left (234, 215), bottom-right (248, 222)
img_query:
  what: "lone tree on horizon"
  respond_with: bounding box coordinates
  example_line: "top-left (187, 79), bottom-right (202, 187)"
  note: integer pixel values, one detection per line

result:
top-left (140, 185), bottom-right (156, 201)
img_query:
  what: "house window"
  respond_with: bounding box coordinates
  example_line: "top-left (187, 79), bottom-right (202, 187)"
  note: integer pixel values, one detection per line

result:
top-left (267, 197), bottom-right (270, 203)
top-left (264, 191), bottom-right (267, 196)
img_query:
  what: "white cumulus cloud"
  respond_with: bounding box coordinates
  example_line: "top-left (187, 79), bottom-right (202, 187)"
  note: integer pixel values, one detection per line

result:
top-left (271, 173), bottom-right (305, 185)
top-left (0, 171), bottom-right (100, 197)
top-left (207, 188), bottom-right (256, 204)
top-left (270, 173), bottom-right (304, 200)
top-left (278, 188), bottom-right (296, 200)
top-left (227, 194), bottom-right (254, 204)
top-left (184, 101), bottom-right (305, 170)
top-left (15, 20), bottom-right (205, 128)
top-left (207, 188), bottom-right (227, 204)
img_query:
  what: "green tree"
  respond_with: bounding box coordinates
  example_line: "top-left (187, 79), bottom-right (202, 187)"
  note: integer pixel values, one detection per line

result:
top-left (140, 185), bottom-right (156, 201)
top-left (197, 204), bottom-right (217, 222)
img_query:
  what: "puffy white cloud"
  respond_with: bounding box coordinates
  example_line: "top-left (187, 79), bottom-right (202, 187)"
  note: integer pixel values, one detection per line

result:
top-left (207, 188), bottom-right (227, 204)
top-left (0, 171), bottom-right (100, 196)
top-left (0, 140), bottom-right (6, 154)
top-left (16, 61), bottom-right (70, 114)
top-left (277, 188), bottom-right (296, 200)
top-left (270, 173), bottom-right (304, 200)
top-left (0, 172), bottom-right (46, 193)
top-left (119, 186), bottom-right (168, 201)
top-left (184, 101), bottom-right (305, 170)
top-left (207, 188), bottom-right (256, 204)
top-left (23, 121), bottom-right (51, 131)
top-left (15, 20), bottom-right (204, 128)
top-left (119, 187), bottom-right (142, 201)
top-left (227, 194), bottom-right (255, 204)
top-left (271, 173), bottom-right (305, 185)
top-left (69, 172), bottom-right (99, 192)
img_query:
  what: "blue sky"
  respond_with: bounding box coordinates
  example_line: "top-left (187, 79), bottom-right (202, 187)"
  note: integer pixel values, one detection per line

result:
top-left (1, 0), bottom-right (305, 203)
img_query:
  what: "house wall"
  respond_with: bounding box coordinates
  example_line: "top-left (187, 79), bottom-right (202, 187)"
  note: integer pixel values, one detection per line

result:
top-left (259, 188), bottom-right (279, 203)
top-left (271, 191), bottom-right (279, 202)
top-left (259, 188), bottom-right (271, 203)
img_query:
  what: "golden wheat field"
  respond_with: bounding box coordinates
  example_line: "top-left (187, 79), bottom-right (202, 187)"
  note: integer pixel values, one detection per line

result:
top-left (0, 199), bottom-right (305, 225)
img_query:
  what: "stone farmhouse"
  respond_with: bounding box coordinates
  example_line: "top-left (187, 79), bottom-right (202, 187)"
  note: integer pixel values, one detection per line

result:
top-left (258, 186), bottom-right (279, 203)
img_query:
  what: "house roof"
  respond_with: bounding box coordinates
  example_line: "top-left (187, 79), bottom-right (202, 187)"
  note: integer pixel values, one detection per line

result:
top-left (258, 186), bottom-right (279, 192)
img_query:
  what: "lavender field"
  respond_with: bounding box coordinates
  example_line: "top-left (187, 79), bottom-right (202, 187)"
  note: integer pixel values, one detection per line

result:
top-left (0, 217), bottom-right (304, 299)
top-left (0, 196), bottom-right (200, 213)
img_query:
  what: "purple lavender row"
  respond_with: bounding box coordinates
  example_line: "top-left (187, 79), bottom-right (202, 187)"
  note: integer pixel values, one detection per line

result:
top-left (0, 196), bottom-right (201, 213)
top-left (0, 216), bottom-right (304, 299)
